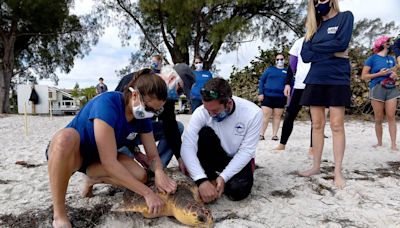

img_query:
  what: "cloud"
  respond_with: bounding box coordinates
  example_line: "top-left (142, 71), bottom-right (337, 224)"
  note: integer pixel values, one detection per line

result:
top-left (40, 0), bottom-right (400, 89)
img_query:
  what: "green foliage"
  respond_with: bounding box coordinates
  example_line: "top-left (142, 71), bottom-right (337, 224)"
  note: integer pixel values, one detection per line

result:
top-left (94, 0), bottom-right (304, 76)
top-left (0, 0), bottom-right (101, 113)
top-left (71, 82), bottom-right (80, 98)
top-left (230, 45), bottom-right (290, 104)
top-left (79, 86), bottom-right (97, 107)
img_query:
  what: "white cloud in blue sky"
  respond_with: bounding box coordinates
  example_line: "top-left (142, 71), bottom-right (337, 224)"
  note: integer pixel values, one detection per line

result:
top-left (39, 0), bottom-right (400, 89)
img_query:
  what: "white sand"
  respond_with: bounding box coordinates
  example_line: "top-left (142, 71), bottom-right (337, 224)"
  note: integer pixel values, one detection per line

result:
top-left (0, 114), bottom-right (400, 227)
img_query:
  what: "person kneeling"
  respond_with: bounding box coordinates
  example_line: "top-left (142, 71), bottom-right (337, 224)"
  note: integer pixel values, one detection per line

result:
top-left (181, 78), bottom-right (263, 202)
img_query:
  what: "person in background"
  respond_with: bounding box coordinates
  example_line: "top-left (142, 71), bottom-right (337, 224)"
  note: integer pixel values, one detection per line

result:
top-left (96, 77), bottom-right (108, 95)
top-left (47, 69), bottom-right (177, 228)
top-left (299, 0), bottom-right (354, 188)
top-left (190, 56), bottom-right (213, 112)
top-left (361, 35), bottom-right (399, 151)
top-left (151, 54), bottom-right (163, 73)
top-left (258, 54), bottom-right (288, 141)
top-left (181, 78), bottom-right (262, 203)
top-left (274, 38), bottom-right (313, 153)
top-left (392, 35), bottom-right (400, 65)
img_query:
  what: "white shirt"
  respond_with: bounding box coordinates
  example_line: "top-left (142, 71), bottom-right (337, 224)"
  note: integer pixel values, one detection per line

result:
top-left (289, 37), bottom-right (311, 89)
top-left (180, 96), bottom-right (263, 182)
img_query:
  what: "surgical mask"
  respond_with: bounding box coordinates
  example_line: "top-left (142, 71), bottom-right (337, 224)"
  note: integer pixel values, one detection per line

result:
top-left (151, 62), bottom-right (160, 73)
top-left (276, 60), bottom-right (285, 68)
top-left (129, 87), bottom-right (155, 119)
top-left (195, 63), bottom-right (203, 71)
top-left (212, 109), bottom-right (230, 122)
top-left (315, 1), bottom-right (331, 16)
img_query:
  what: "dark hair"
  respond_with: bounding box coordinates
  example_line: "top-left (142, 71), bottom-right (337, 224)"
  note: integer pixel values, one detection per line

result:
top-left (99, 77), bottom-right (104, 81)
top-left (123, 68), bottom-right (167, 106)
top-left (194, 55), bottom-right (203, 62)
top-left (201, 78), bottom-right (232, 105)
top-left (153, 54), bottom-right (163, 62)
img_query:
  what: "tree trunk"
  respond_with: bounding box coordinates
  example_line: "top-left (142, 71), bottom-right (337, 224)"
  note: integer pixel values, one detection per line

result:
top-left (0, 34), bottom-right (16, 114)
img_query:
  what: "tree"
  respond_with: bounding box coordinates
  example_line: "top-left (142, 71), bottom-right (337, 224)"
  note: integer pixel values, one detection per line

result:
top-left (0, 0), bottom-right (101, 113)
top-left (94, 0), bottom-right (304, 74)
top-left (71, 82), bottom-right (80, 98)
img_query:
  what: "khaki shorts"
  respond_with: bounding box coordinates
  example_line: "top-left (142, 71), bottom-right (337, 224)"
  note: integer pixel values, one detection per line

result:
top-left (370, 84), bottom-right (400, 102)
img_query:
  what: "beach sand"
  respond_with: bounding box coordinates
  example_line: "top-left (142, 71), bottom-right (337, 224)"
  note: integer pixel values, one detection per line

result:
top-left (0, 114), bottom-right (399, 227)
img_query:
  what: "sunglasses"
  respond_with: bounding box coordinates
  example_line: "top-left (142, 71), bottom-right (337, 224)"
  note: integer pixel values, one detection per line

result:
top-left (144, 103), bottom-right (164, 116)
top-left (200, 88), bottom-right (220, 99)
top-left (276, 58), bottom-right (284, 61)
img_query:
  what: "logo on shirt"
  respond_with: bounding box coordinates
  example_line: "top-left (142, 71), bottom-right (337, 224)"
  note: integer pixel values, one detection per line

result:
top-left (126, 132), bottom-right (138, 140)
top-left (234, 122), bottom-right (245, 135)
top-left (327, 26), bottom-right (338, 34)
top-left (282, 70), bottom-right (287, 74)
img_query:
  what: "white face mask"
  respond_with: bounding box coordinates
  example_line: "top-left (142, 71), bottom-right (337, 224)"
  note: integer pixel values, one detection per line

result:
top-left (195, 63), bottom-right (203, 71)
top-left (276, 59), bottom-right (285, 69)
top-left (129, 87), bottom-right (154, 119)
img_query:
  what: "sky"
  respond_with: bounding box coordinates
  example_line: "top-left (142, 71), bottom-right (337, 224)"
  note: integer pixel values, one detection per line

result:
top-left (39, 0), bottom-right (400, 90)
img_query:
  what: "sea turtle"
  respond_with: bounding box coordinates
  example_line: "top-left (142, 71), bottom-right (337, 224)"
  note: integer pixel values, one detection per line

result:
top-left (113, 168), bottom-right (213, 227)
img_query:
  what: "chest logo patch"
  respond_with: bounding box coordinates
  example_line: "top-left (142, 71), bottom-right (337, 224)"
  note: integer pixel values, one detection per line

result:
top-left (234, 122), bottom-right (245, 135)
top-left (327, 26), bottom-right (338, 34)
top-left (126, 132), bottom-right (138, 140)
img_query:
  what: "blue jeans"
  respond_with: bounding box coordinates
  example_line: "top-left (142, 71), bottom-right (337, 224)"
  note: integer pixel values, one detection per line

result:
top-left (119, 121), bottom-right (184, 167)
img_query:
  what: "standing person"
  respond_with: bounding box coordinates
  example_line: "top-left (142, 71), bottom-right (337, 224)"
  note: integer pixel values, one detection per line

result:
top-left (96, 77), bottom-right (108, 95)
top-left (274, 38), bottom-right (313, 152)
top-left (47, 69), bottom-right (177, 228)
top-left (392, 35), bottom-right (400, 65)
top-left (361, 35), bottom-right (399, 151)
top-left (258, 54), bottom-right (288, 141)
top-left (190, 56), bottom-right (213, 112)
top-left (299, 0), bottom-right (354, 188)
top-left (181, 78), bottom-right (262, 203)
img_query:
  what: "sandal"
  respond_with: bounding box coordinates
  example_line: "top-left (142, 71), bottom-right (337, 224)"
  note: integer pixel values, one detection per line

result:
top-left (259, 135), bottom-right (265, 140)
top-left (271, 136), bottom-right (279, 141)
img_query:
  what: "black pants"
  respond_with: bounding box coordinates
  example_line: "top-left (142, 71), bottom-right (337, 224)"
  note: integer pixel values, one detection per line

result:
top-left (197, 126), bottom-right (254, 201)
top-left (280, 89), bottom-right (312, 147)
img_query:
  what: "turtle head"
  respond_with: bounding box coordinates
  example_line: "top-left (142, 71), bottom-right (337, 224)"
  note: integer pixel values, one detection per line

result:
top-left (195, 212), bottom-right (214, 227)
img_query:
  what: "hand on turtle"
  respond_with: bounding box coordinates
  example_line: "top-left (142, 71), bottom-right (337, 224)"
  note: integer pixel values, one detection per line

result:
top-left (155, 169), bottom-right (177, 194)
top-left (215, 176), bottom-right (225, 198)
top-left (198, 181), bottom-right (218, 203)
top-left (144, 191), bottom-right (165, 214)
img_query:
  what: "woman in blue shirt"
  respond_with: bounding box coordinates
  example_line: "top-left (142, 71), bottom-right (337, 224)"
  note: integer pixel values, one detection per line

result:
top-left (258, 54), bottom-right (288, 141)
top-left (46, 69), bottom-right (177, 228)
top-left (299, 0), bottom-right (354, 189)
top-left (362, 36), bottom-right (399, 151)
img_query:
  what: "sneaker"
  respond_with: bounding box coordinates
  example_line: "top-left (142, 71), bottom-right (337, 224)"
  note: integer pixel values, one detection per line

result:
top-left (271, 136), bottom-right (279, 141)
top-left (259, 135), bottom-right (265, 140)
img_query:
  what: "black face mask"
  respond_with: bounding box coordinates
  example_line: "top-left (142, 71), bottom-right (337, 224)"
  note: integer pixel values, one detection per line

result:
top-left (315, 1), bottom-right (331, 16)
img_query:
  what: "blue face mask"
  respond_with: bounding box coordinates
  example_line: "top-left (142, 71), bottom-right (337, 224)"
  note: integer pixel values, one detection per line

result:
top-left (212, 109), bottom-right (230, 122)
top-left (315, 1), bottom-right (331, 16)
top-left (151, 62), bottom-right (160, 73)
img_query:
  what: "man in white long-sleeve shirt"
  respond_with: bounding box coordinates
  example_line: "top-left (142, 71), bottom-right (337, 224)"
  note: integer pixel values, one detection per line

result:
top-left (181, 78), bottom-right (263, 203)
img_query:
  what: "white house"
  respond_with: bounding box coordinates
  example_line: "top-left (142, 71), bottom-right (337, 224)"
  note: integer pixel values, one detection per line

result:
top-left (17, 85), bottom-right (80, 115)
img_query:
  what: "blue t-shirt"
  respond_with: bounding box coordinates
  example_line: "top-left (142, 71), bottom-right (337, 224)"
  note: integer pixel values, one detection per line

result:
top-left (364, 54), bottom-right (396, 88)
top-left (258, 66), bottom-right (287, 97)
top-left (191, 70), bottom-right (213, 99)
top-left (66, 92), bottom-right (152, 154)
top-left (301, 11), bottom-right (354, 85)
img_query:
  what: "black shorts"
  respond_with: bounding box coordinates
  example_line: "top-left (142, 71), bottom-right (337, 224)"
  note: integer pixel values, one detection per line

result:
top-left (300, 84), bottom-right (351, 107)
top-left (261, 96), bottom-right (287, 109)
top-left (45, 141), bottom-right (99, 174)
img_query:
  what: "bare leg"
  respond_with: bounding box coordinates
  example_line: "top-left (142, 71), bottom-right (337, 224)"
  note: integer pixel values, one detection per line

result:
top-left (82, 153), bottom-right (147, 196)
top-left (371, 100), bottom-right (385, 148)
top-left (299, 106), bottom-right (325, 177)
top-left (260, 106), bottom-right (273, 137)
top-left (329, 106), bottom-right (346, 189)
top-left (47, 129), bottom-right (82, 228)
top-left (385, 98), bottom-right (398, 151)
top-left (272, 108), bottom-right (284, 138)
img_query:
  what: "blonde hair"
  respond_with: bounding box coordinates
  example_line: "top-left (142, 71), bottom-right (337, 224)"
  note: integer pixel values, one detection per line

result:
top-left (305, 0), bottom-right (340, 41)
